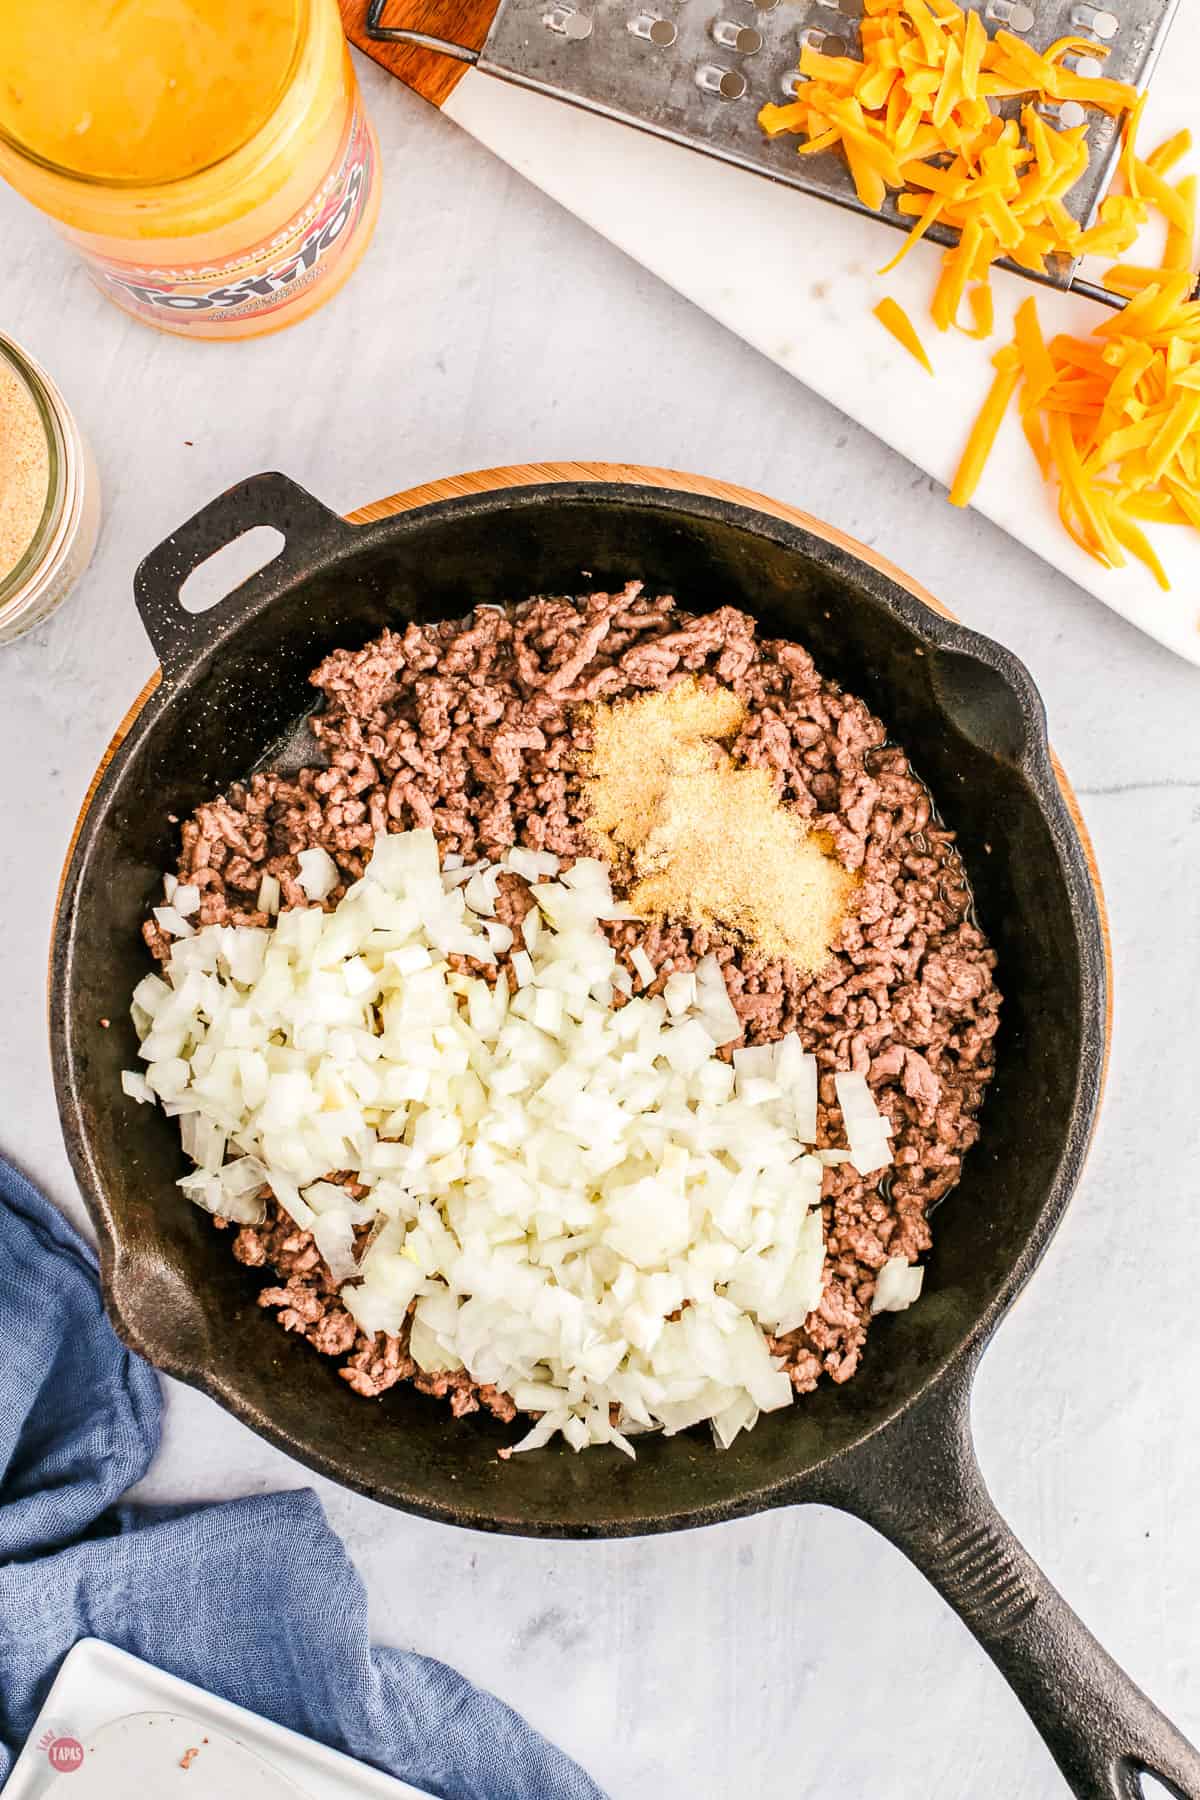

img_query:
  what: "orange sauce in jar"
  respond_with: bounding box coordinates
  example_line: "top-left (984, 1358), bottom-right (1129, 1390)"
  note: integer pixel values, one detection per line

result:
top-left (0, 0), bottom-right (380, 338)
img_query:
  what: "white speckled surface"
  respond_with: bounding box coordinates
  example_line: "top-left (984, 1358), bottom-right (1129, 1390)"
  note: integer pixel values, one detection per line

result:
top-left (1, 53), bottom-right (1198, 1799)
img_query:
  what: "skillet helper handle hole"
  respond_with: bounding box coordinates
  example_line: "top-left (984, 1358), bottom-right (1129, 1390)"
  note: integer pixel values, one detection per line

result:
top-left (134, 472), bottom-right (351, 678)
top-left (813, 1366), bottom-right (1200, 1800)
top-left (178, 525), bottom-right (286, 614)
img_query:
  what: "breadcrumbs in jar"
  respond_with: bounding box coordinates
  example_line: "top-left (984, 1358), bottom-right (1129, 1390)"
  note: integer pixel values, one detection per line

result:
top-left (0, 353), bottom-right (50, 582)
top-left (0, 335), bottom-right (99, 644)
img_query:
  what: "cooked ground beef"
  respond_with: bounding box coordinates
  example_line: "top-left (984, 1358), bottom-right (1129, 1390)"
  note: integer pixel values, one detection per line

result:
top-left (150, 586), bottom-right (1000, 1424)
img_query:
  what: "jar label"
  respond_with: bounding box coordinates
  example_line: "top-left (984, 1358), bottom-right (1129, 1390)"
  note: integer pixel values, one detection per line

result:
top-left (80, 104), bottom-right (376, 332)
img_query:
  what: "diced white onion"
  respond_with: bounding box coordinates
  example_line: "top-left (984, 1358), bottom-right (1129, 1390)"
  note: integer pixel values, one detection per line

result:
top-left (630, 946), bottom-right (656, 989)
top-left (312, 1211), bottom-right (360, 1284)
top-left (872, 1256), bottom-right (924, 1313)
top-left (173, 884), bottom-right (201, 918)
top-left (663, 972), bottom-right (697, 1017)
top-left (153, 906), bottom-right (194, 939)
top-left (297, 847), bottom-right (339, 902)
top-left (834, 1070), bottom-right (894, 1176)
top-left (121, 1069), bottom-right (155, 1105)
top-left (504, 847), bottom-right (560, 882)
top-left (694, 954), bottom-right (741, 1048)
top-left (126, 830), bottom-right (918, 1458)
top-left (776, 1033), bottom-right (818, 1142)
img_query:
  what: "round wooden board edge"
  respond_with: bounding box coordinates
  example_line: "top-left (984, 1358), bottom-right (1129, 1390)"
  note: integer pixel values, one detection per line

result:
top-left (54, 460), bottom-right (1114, 1085)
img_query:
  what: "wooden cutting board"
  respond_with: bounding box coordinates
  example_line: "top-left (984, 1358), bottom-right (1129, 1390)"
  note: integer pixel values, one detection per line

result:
top-left (339, 1), bottom-right (1200, 666)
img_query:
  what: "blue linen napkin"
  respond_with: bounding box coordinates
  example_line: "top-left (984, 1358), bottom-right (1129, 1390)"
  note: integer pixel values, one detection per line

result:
top-left (0, 1157), bottom-right (604, 1799)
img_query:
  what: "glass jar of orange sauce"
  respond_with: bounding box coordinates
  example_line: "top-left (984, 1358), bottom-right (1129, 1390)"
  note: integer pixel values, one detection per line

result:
top-left (0, 0), bottom-right (380, 339)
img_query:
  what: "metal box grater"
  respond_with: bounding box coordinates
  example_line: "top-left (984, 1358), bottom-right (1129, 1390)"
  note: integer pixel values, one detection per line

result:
top-left (368, 0), bottom-right (1180, 299)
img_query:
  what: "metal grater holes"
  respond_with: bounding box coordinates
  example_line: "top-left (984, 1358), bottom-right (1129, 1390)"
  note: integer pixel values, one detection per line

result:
top-left (987, 0), bottom-right (1036, 28)
top-left (1071, 3), bottom-right (1120, 37)
top-left (628, 13), bottom-right (678, 45)
top-left (713, 20), bottom-right (765, 52)
top-left (695, 64), bottom-right (749, 97)
top-left (542, 6), bottom-right (592, 38)
top-left (1038, 96), bottom-right (1089, 123)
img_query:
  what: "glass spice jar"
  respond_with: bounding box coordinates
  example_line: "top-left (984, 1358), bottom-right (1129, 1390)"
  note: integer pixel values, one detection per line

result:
top-left (0, 334), bottom-right (100, 645)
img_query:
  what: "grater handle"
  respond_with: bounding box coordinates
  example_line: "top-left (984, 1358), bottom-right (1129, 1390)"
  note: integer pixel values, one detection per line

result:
top-left (362, 1), bottom-right (497, 55)
top-left (364, 1), bottom-right (479, 60)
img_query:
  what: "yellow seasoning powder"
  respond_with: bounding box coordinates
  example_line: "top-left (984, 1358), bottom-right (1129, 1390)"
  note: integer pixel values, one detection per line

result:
top-left (0, 356), bottom-right (49, 585)
top-left (580, 677), bottom-right (855, 973)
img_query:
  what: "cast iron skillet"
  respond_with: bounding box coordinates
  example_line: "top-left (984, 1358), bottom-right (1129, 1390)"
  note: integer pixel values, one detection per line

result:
top-left (51, 467), bottom-right (1200, 1799)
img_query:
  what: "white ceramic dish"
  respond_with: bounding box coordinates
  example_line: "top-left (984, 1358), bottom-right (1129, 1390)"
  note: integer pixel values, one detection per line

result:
top-left (5, 1640), bottom-right (434, 1800)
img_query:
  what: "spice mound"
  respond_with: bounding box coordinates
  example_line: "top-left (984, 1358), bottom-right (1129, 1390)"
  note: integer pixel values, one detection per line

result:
top-left (580, 676), bottom-right (855, 974)
top-left (0, 355), bottom-right (48, 583)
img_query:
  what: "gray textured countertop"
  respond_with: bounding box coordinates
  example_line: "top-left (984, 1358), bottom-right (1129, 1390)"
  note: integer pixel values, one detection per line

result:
top-left (2, 55), bottom-right (1198, 1800)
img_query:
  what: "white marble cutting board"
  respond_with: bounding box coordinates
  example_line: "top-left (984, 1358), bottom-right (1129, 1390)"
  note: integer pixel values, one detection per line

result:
top-left (431, 12), bottom-right (1200, 665)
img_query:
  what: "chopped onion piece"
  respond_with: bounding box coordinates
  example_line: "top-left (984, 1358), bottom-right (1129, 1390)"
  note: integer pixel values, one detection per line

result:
top-left (297, 847), bottom-right (339, 902)
top-left (504, 846), bottom-right (560, 882)
top-left (153, 906), bottom-right (194, 940)
top-left (694, 954), bottom-right (741, 1048)
top-left (312, 1212), bottom-right (359, 1284)
top-left (630, 946), bottom-right (656, 989)
top-left (132, 973), bottom-right (170, 1019)
top-left (663, 972), bottom-right (697, 1017)
top-left (484, 920), bottom-right (513, 955)
top-left (872, 1257), bottom-right (924, 1314)
top-left (464, 866), bottom-right (502, 916)
top-left (835, 1070), bottom-right (894, 1176)
top-left (776, 1033), bottom-right (818, 1142)
top-left (121, 1069), bottom-right (155, 1105)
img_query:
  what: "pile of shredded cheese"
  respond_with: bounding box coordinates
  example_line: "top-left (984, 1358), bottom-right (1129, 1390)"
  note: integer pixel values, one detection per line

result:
top-left (763, 0), bottom-right (1200, 589)
top-left (761, 0), bottom-right (1139, 333)
top-left (950, 146), bottom-right (1200, 588)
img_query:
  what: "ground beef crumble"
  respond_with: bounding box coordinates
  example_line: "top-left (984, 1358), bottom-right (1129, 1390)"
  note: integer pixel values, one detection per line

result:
top-left (151, 586), bottom-right (1000, 1425)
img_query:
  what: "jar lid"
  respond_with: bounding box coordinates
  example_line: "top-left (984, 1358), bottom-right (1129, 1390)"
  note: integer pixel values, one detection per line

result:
top-left (0, 0), bottom-right (305, 186)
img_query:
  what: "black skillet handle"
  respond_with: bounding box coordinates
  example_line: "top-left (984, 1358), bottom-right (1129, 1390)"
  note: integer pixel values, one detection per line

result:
top-left (811, 1363), bottom-right (1200, 1799)
top-left (134, 472), bottom-right (352, 679)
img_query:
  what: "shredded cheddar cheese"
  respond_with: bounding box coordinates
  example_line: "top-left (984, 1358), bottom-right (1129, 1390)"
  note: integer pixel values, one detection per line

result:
top-left (951, 246), bottom-right (1200, 590)
top-left (761, 0), bottom-right (1141, 327)
top-left (764, 0), bottom-right (1200, 593)
top-left (873, 296), bottom-right (934, 371)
